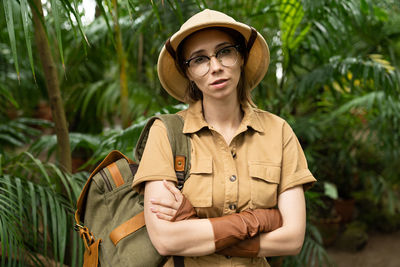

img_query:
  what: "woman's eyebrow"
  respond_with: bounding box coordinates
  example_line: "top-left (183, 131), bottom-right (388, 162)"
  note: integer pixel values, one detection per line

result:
top-left (215, 41), bottom-right (233, 49)
top-left (188, 49), bottom-right (206, 59)
top-left (188, 42), bottom-right (234, 58)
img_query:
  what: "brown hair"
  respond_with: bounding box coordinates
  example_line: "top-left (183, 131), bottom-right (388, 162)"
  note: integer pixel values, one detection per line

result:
top-left (175, 27), bottom-right (255, 106)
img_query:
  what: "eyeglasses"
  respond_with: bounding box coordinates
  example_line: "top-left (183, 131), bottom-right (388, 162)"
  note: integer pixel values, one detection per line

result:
top-left (184, 45), bottom-right (241, 77)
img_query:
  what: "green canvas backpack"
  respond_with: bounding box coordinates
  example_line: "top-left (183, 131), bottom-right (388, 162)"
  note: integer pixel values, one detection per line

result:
top-left (74, 114), bottom-right (191, 267)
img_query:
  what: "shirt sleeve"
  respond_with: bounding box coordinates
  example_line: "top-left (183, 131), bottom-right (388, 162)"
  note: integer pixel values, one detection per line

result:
top-left (132, 119), bottom-right (177, 194)
top-left (278, 122), bottom-right (317, 194)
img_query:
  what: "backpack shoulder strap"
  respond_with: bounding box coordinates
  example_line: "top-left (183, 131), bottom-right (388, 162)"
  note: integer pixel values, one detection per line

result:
top-left (135, 114), bottom-right (191, 189)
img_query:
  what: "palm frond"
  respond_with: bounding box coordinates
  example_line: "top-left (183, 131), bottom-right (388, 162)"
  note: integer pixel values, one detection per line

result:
top-left (283, 223), bottom-right (334, 267)
top-left (0, 151), bottom-right (85, 266)
top-left (279, 0), bottom-right (311, 67)
top-left (0, 117), bottom-right (53, 150)
top-left (296, 56), bottom-right (400, 99)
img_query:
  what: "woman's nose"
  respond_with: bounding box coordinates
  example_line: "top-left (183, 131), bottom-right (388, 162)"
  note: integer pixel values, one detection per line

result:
top-left (209, 56), bottom-right (223, 73)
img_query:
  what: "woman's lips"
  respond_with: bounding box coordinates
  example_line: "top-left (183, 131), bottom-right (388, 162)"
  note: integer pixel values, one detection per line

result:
top-left (210, 79), bottom-right (228, 88)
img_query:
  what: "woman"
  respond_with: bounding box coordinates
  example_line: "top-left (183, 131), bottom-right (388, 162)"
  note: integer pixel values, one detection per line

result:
top-left (132, 9), bottom-right (316, 266)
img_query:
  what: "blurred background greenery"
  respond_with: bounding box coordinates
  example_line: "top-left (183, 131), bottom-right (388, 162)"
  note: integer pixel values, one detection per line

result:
top-left (1, 0), bottom-right (399, 266)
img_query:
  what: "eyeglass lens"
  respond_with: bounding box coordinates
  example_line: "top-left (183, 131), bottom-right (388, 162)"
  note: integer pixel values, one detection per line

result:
top-left (187, 46), bottom-right (239, 76)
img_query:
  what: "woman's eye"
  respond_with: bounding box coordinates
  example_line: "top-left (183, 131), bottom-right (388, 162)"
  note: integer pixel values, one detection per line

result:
top-left (192, 56), bottom-right (207, 65)
top-left (219, 47), bottom-right (233, 55)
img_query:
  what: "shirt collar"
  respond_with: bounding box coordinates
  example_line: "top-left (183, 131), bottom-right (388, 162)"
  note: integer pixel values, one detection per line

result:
top-left (182, 100), bottom-right (265, 134)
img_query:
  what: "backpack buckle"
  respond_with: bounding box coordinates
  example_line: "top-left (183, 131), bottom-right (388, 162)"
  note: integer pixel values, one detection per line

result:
top-left (75, 224), bottom-right (95, 249)
top-left (74, 223), bottom-right (84, 231)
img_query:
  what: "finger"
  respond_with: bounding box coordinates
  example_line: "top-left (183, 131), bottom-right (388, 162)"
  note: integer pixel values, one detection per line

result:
top-left (155, 212), bottom-right (174, 221)
top-left (163, 180), bottom-right (183, 202)
top-left (150, 205), bottom-right (177, 217)
top-left (150, 198), bottom-right (180, 210)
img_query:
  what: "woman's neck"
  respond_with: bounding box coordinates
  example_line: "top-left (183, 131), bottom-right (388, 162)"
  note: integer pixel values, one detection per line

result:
top-left (202, 96), bottom-right (243, 144)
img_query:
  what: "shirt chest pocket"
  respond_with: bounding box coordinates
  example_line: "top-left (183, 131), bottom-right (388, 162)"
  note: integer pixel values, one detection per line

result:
top-left (182, 156), bottom-right (213, 208)
top-left (249, 162), bottom-right (281, 208)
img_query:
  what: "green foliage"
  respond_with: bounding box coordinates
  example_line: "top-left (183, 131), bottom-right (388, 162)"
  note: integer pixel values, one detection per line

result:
top-left (0, 152), bottom-right (85, 266)
top-left (1, 0), bottom-right (400, 265)
top-left (30, 103), bottom-right (187, 165)
top-left (0, 118), bottom-right (52, 149)
top-left (282, 224), bottom-right (334, 267)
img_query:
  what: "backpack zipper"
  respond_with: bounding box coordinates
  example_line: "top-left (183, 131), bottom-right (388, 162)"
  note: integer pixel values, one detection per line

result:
top-left (99, 169), bottom-right (113, 191)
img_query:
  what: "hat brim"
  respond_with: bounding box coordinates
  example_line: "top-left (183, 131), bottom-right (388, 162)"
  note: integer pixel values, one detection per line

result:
top-left (158, 15), bottom-right (270, 103)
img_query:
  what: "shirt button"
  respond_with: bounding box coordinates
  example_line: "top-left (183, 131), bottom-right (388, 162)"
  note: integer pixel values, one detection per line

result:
top-left (229, 204), bottom-right (237, 210)
top-left (225, 255), bottom-right (232, 259)
top-left (231, 150), bottom-right (236, 158)
top-left (229, 175), bottom-right (236, 182)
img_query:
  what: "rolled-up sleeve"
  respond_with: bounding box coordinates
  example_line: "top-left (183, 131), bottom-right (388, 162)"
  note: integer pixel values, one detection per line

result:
top-left (132, 119), bottom-right (177, 194)
top-left (278, 123), bottom-right (316, 194)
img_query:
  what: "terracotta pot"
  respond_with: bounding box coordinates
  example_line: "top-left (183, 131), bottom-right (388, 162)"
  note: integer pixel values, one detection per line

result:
top-left (334, 199), bottom-right (355, 223)
top-left (314, 216), bottom-right (341, 246)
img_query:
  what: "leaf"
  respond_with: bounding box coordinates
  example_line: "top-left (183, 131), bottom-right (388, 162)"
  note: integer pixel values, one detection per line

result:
top-left (373, 5), bottom-right (388, 22)
top-left (3, 0), bottom-right (20, 81)
top-left (0, 219), bottom-right (5, 266)
top-left (57, 206), bottom-right (67, 264)
top-left (38, 186), bottom-right (48, 256)
top-left (324, 182), bottom-right (338, 199)
top-left (28, 181), bottom-right (38, 245)
top-left (15, 178), bottom-right (24, 226)
top-left (94, 0), bottom-right (113, 38)
top-left (59, 0), bottom-right (90, 47)
top-left (0, 85), bottom-right (19, 108)
top-left (50, 0), bottom-right (65, 70)
top-left (23, 152), bottom-right (52, 184)
top-left (49, 163), bottom-right (72, 201)
top-left (20, 0), bottom-right (36, 81)
top-left (0, 133), bottom-right (24, 146)
top-left (48, 193), bottom-right (58, 262)
top-left (150, 0), bottom-right (163, 30)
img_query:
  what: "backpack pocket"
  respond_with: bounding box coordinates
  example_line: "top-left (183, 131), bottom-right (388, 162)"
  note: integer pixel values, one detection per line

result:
top-left (105, 183), bottom-right (164, 266)
top-left (83, 156), bottom-right (164, 267)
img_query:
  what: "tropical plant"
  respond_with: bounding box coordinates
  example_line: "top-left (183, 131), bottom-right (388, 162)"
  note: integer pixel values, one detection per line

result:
top-left (280, 223), bottom-right (334, 267)
top-left (1, 0), bottom-right (400, 266)
top-left (0, 151), bottom-right (86, 266)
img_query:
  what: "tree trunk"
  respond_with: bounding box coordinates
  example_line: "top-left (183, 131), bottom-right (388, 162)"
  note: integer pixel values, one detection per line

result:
top-left (137, 33), bottom-right (143, 81)
top-left (112, 0), bottom-right (130, 128)
top-left (30, 0), bottom-right (71, 173)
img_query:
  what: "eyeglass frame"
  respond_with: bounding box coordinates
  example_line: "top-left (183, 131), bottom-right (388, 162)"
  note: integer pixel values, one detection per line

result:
top-left (183, 44), bottom-right (242, 77)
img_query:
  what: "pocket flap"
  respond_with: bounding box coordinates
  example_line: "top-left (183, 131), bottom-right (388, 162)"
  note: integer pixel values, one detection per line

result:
top-left (249, 162), bottom-right (280, 183)
top-left (190, 156), bottom-right (213, 174)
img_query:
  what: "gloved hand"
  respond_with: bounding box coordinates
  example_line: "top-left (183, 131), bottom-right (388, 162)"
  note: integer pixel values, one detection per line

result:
top-left (209, 208), bottom-right (282, 251)
top-left (170, 194), bottom-right (197, 221)
top-left (153, 180), bottom-right (283, 257)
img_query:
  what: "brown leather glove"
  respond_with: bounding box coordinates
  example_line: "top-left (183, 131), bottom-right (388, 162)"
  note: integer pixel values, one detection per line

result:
top-left (216, 209), bottom-right (285, 257)
top-left (217, 236), bottom-right (260, 257)
top-left (252, 209), bottom-right (282, 233)
top-left (170, 197), bottom-right (282, 257)
top-left (170, 194), bottom-right (197, 221)
top-left (209, 209), bottom-right (282, 251)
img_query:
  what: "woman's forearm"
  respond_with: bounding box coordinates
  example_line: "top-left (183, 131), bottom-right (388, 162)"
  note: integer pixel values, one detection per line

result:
top-left (257, 224), bottom-right (305, 257)
top-left (145, 181), bottom-right (306, 257)
top-left (257, 186), bottom-right (306, 257)
top-left (145, 180), bottom-right (284, 257)
top-left (144, 180), bottom-right (216, 256)
top-left (145, 214), bottom-right (215, 256)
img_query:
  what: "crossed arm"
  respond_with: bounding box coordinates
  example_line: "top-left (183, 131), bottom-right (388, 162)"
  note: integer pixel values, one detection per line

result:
top-left (144, 180), bottom-right (306, 257)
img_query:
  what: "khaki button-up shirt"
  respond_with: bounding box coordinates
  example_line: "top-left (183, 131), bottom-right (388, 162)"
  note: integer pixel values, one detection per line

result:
top-left (133, 100), bottom-right (316, 266)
